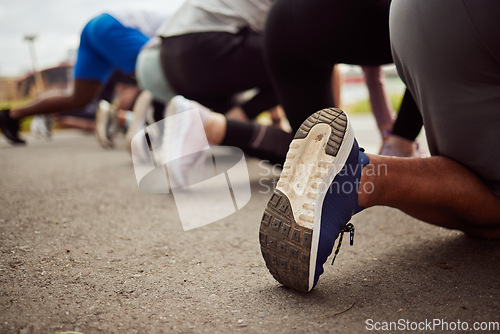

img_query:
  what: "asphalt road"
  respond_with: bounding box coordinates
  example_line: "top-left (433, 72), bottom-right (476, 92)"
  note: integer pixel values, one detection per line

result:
top-left (1, 115), bottom-right (499, 333)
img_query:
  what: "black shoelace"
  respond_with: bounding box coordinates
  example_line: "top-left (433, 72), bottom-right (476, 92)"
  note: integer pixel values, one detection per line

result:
top-left (331, 223), bottom-right (355, 265)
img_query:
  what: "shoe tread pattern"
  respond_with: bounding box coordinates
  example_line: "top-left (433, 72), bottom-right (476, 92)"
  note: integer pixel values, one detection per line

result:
top-left (294, 107), bottom-right (347, 157)
top-left (259, 189), bottom-right (312, 293)
top-left (260, 108), bottom-right (348, 292)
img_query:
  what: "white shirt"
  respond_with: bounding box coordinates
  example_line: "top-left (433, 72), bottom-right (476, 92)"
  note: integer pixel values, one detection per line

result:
top-left (157, 0), bottom-right (272, 38)
top-left (108, 10), bottom-right (171, 38)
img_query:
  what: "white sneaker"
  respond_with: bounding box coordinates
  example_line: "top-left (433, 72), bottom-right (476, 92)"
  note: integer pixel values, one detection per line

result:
top-left (30, 114), bottom-right (52, 139)
top-left (125, 90), bottom-right (155, 154)
top-left (95, 100), bottom-right (118, 149)
top-left (163, 96), bottom-right (212, 189)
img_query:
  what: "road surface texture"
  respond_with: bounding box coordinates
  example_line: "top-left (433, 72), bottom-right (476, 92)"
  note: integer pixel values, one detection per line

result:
top-left (1, 114), bottom-right (499, 333)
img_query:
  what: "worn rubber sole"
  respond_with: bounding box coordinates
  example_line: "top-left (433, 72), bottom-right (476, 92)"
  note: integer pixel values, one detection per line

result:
top-left (95, 100), bottom-right (115, 149)
top-left (259, 108), bottom-right (354, 292)
top-left (126, 90), bottom-right (154, 154)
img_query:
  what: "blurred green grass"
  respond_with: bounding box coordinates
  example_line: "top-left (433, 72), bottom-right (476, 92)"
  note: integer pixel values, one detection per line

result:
top-left (0, 99), bottom-right (31, 110)
top-left (2, 92), bottom-right (405, 134)
top-left (344, 93), bottom-right (403, 115)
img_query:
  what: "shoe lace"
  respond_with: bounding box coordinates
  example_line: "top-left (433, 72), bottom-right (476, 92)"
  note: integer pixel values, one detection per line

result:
top-left (331, 223), bottom-right (355, 265)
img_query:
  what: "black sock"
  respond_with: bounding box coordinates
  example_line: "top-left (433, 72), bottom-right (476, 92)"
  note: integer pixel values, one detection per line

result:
top-left (222, 119), bottom-right (293, 166)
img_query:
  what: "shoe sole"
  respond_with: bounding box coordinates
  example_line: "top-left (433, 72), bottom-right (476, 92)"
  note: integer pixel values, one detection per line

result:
top-left (126, 91), bottom-right (154, 154)
top-left (30, 115), bottom-right (52, 140)
top-left (259, 108), bottom-right (354, 292)
top-left (95, 100), bottom-right (114, 149)
top-left (163, 96), bottom-right (196, 189)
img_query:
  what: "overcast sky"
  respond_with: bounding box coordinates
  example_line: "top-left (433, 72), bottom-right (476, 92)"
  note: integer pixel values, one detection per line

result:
top-left (0, 0), bottom-right (185, 77)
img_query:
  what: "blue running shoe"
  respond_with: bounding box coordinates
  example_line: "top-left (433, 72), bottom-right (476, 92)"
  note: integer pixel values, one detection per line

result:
top-left (259, 108), bottom-right (369, 292)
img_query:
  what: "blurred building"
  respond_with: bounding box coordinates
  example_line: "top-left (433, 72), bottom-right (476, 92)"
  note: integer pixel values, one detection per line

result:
top-left (0, 62), bottom-right (74, 104)
top-left (15, 62), bottom-right (73, 99)
top-left (0, 76), bottom-right (19, 102)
